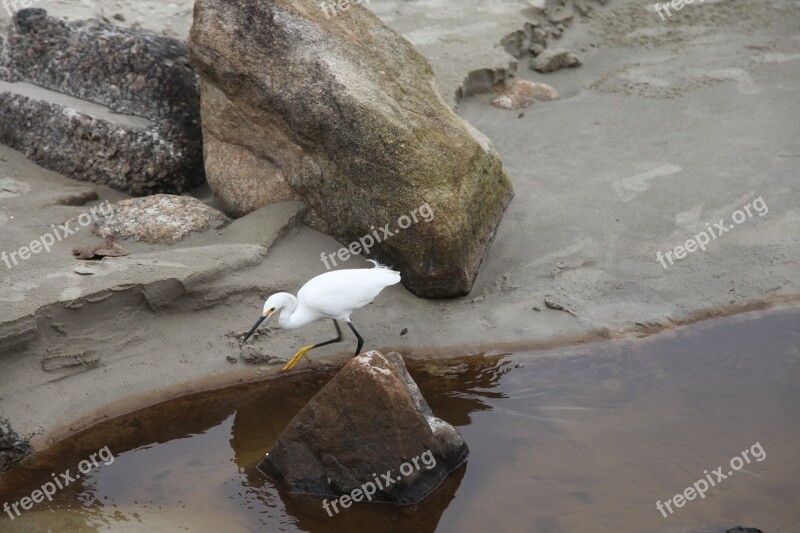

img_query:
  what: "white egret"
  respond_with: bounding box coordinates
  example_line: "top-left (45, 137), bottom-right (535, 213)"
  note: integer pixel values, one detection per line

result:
top-left (240, 261), bottom-right (401, 371)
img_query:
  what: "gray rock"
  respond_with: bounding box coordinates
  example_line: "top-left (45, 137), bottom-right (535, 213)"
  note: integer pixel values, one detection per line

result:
top-left (491, 80), bottom-right (560, 110)
top-left (0, 9), bottom-right (204, 195)
top-left (259, 351), bottom-right (469, 504)
top-left (531, 48), bottom-right (582, 73)
top-left (529, 43), bottom-right (546, 56)
top-left (189, 0), bottom-right (513, 298)
top-left (91, 195), bottom-right (229, 243)
top-left (0, 418), bottom-right (32, 472)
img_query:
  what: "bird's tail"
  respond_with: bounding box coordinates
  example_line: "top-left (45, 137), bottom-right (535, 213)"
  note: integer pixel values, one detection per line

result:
top-left (367, 259), bottom-right (401, 284)
top-left (367, 259), bottom-right (393, 270)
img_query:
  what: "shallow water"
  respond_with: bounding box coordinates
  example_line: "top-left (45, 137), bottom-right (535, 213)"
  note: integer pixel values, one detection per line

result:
top-left (1, 308), bottom-right (798, 532)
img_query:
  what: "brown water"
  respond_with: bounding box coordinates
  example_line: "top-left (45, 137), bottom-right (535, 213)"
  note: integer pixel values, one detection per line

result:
top-left (1, 308), bottom-right (798, 532)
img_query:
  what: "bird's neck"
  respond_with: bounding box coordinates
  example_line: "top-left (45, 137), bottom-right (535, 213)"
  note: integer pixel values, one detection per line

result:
top-left (277, 295), bottom-right (301, 329)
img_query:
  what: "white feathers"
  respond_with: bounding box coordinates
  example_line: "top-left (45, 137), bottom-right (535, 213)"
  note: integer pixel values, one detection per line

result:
top-left (269, 266), bottom-right (401, 329)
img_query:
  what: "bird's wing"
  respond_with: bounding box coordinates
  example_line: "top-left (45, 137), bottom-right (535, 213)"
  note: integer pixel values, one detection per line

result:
top-left (298, 267), bottom-right (400, 318)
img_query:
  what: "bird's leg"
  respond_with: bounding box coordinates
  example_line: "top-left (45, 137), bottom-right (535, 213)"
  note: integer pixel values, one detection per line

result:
top-left (282, 320), bottom-right (343, 371)
top-left (347, 321), bottom-right (364, 357)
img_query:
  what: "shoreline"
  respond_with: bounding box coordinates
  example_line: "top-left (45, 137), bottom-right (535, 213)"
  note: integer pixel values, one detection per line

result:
top-left (31, 302), bottom-right (800, 452)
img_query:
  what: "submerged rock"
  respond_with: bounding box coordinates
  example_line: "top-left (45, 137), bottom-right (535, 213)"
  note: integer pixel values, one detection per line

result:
top-left (92, 195), bottom-right (229, 243)
top-left (531, 48), bottom-right (582, 73)
top-left (259, 351), bottom-right (469, 505)
top-left (0, 418), bottom-right (32, 472)
top-left (0, 9), bottom-right (204, 195)
top-left (190, 0), bottom-right (513, 298)
top-left (491, 80), bottom-right (560, 110)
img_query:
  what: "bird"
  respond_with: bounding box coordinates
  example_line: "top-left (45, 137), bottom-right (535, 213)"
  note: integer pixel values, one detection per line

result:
top-left (239, 261), bottom-right (401, 371)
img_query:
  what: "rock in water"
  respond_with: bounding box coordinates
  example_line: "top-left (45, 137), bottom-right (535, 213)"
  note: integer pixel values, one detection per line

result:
top-left (0, 9), bottom-right (204, 195)
top-left (259, 351), bottom-right (469, 505)
top-left (189, 0), bottom-right (513, 298)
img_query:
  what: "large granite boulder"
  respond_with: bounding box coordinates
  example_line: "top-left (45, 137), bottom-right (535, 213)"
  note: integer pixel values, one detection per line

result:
top-left (0, 9), bottom-right (204, 195)
top-left (259, 351), bottom-right (469, 505)
top-left (189, 0), bottom-right (513, 298)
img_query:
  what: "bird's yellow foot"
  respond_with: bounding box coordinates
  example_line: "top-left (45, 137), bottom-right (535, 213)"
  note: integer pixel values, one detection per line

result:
top-left (282, 345), bottom-right (314, 371)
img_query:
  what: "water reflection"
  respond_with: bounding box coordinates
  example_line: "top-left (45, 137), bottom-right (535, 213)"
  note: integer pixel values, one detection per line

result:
top-left (0, 308), bottom-right (798, 532)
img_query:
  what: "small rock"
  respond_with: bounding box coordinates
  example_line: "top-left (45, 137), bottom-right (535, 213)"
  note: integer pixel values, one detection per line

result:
top-left (72, 246), bottom-right (97, 260)
top-left (400, 327), bottom-right (408, 336)
top-left (490, 80), bottom-right (560, 110)
top-left (490, 93), bottom-right (531, 111)
top-left (530, 27), bottom-right (548, 48)
top-left (240, 344), bottom-right (273, 365)
top-left (50, 322), bottom-right (67, 334)
top-left (529, 43), bottom-right (545, 56)
top-left (544, 296), bottom-right (578, 316)
top-left (226, 355), bottom-right (238, 364)
top-left (531, 49), bottom-right (582, 73)
top-left (73, 235), bottom-right (129, 260)
top-left (93, 236), bottom-right (130, 257)
top-left (93, 195), bottom-right (229, 243)
top-left (259, 351), bottom-right (469, 504)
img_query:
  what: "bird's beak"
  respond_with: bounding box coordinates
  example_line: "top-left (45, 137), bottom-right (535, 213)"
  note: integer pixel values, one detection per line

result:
top-left (240, 309), bottom-right (273, 346)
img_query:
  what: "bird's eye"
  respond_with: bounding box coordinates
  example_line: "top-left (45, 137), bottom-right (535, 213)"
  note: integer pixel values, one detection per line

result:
top-left (270, 307), bottom-right (275, 312)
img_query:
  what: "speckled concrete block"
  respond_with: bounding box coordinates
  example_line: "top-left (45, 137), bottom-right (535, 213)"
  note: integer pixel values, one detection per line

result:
top-left (0, 9), bottom-right (204, 195)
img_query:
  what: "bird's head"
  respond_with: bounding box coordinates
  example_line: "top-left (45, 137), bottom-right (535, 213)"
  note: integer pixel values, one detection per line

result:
top-left (240, 293), bottom-right (292, 346)
top-left (263, 293), bottom-right (295, 315)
